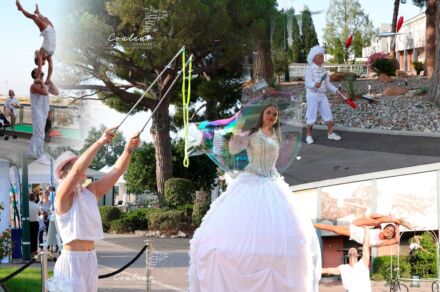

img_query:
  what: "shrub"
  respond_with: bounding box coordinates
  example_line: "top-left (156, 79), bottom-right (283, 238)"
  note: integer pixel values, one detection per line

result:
top-left (413, 61), bottom-right (424, 75)
top-left (367, 52), bottom-right (388, 66)
top-left (372, 58), bottom-right (398, 76)
top-left (342, 75), bottom-right (359, 99)
top-left (410, 232), bottom-right (437, 277)
top-left (192, 201), bottom-right (211, 228)
top-left (147, 209), bottom-right (184, 233)
top-left (99, 206), bottom-right (121, 231)
top-left (370, 273), bottom-right (384, 281)
top-left (373, 255), bottom-right (411, 282)
top-left (416, 86), bottom-right (429, 95)
top-left (109, 218), bottom-right (131, 234)
top-left (164, 178), bottom-right (196, 207)
top-left (176, 203), bottom-right (193, 225)
top-left (124, 208), bottom-right (150, 231)
top-left (0, 230), bottom-right (12, 258)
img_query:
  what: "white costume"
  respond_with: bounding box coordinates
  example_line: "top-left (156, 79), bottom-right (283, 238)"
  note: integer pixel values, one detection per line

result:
top-left (304, 46), bottom-right (337, 125)
top-left (349, 224), bottom-right (382, 246)
top-left (339, 261), bottom-right (372, 292)
top-left (47, 185), bottom-right (103, 292)
top-left (29, 91), bottom-right (49, 159)
top-left (41, 25), bottom-right (56, 57)
top-left (188, 129), bottom-right (322, 291)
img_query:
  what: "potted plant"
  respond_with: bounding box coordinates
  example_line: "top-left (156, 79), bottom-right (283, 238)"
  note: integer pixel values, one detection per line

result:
top-left (412, 61), bottom-right (424, 76)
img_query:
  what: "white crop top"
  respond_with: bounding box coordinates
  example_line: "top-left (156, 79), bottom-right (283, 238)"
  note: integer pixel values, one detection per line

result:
top-left (56, 186), bottom-right (103, 244)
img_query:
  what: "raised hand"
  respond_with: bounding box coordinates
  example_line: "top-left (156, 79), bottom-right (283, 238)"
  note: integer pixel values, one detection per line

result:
top-left (98, 127), bottom-right (117, 145)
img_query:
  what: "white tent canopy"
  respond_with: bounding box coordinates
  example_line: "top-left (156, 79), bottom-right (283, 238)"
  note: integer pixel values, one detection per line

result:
top-left (99, 165), bottom-right (126, 184)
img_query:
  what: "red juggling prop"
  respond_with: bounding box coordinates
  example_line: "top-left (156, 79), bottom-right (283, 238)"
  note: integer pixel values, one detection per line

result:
top-left (345, 35), bottom-right (353, 49)
top-left (396, 16), bottom-right (404, 32)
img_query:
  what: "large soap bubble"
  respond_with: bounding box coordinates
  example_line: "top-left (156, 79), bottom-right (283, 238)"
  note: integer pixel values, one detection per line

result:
top-left (187, 90), bottom-right (303, 173)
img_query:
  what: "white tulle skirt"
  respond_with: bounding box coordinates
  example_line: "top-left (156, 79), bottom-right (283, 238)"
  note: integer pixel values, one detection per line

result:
top-left (188, 173), bottom-right (322, 292)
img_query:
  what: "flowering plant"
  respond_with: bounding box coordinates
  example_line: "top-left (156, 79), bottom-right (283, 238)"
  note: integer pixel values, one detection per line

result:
top-left (0, 229), bottom-right (12, 259)
top-left (367, 52), bottom-right (388, 66)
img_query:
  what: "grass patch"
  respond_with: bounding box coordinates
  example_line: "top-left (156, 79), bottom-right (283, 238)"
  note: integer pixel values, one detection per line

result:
top-left (0, 267), bottom-right (53, 292)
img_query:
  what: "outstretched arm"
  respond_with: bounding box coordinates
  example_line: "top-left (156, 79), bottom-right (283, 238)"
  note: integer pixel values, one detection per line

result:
top-left (46, 57), bottom-right (53, 85)
top-left (362, 227), bottom-right (370, 267)
top-left (55, 128), bottom-right (115, 214)
top-left (16, 0), bottom-right (35, 18)
top-left (88, 134), bottom-right (140, 198)
top-left (31, 81), bottom-right (49, 96)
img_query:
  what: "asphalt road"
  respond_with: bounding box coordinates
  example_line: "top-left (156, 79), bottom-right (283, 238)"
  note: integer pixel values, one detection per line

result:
top-left (284, 128), bottom-right (440, 185)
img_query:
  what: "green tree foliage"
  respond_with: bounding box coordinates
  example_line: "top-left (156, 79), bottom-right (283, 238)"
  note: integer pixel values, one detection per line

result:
top-left (164, 178), bottom-right (195, 207)
top-left (327, 37), bottom-right (345, 64)
top-left (272, 10), bottom-right (289, 78)
top-left (290, 10), bottom-right (303, 63)
top-left (172, 140), bottom-right (218, 191)
top-left (410, 232), bottom-right (437, 277)
top-left (301, 8), bottom-right (319, 58)
top-left (80, 125), bottom-right (126, 170)
top-left (58, 0), bottom-right (257, 198)
top-left (352, 31), bottom-right (363, 58)
top-left (324, 0), bottom-right (375, 63)
top-left (125, 142), bottom-right (156, 194)
top-left (125, 140), bottom-right (217, 195)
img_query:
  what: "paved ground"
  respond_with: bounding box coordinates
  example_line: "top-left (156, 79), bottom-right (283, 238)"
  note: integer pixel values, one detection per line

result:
top-left (95, 234), bottom-right (437, 291)
top-left (284, 128), bottom-right (440, 185)
top-left (97, 234), bottom-right (189, 292)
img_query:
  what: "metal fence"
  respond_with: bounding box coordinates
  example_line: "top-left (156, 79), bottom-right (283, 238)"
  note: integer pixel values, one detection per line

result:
top-left (288, 63), bottom-right (369, 78)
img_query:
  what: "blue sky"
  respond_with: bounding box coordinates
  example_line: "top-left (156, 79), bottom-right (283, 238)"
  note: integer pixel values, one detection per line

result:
top-left (277, 0), bottom-right (424, 42)
top-left (0, 0), bottom-right (63, 97)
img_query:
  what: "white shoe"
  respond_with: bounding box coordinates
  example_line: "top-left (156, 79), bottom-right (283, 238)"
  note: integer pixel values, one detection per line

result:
top-left (36, 154), bottom-right (51, 165)
top-left (306, 136), bottom-right (314, 144)
top-left (328, 132), bottom-right (342, 141)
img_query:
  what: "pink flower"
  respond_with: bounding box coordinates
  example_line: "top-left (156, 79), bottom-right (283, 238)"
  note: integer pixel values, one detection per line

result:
top-left (367, 52), bottom-right (388, 66)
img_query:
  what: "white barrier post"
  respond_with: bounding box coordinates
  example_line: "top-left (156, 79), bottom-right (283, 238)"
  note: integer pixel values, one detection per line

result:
top-left (146, 240), bottom-right (152, 292)
top-left (41, 250), bottom-right (48, 292)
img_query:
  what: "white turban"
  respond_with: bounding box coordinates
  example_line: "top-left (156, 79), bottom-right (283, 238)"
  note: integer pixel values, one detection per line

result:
top-left (307, 45), bottom-right (325, 65)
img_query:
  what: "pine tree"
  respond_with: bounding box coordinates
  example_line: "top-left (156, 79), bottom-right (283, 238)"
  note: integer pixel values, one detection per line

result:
top-left (301, 8), bottom-right (319, 59)
top-left (290, 10), bottom-right (303, 63)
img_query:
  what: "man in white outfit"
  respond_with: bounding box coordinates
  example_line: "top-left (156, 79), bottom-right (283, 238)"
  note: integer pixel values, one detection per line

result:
top-left (322, 226), bottom-right (372, 292)
top-left (29, 68), bottom-right (58, 163)
top-left (305, 45), bottom-right (342, 144)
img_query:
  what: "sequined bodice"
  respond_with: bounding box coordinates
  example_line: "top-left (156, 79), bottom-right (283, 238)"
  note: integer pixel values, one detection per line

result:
top-left (244, 129), bottom-right (280, 177)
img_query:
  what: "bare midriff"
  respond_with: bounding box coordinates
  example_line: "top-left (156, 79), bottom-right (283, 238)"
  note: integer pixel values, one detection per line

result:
top-left (64, 240), bottom-right (94, 251)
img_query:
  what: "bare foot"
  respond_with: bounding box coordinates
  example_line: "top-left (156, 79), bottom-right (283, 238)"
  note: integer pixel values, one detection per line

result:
top-left (16, 0), bottom-right (23, 11)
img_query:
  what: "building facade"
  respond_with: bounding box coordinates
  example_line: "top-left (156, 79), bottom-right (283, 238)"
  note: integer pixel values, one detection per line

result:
top-left (363, 12), bottom-right (426, 74)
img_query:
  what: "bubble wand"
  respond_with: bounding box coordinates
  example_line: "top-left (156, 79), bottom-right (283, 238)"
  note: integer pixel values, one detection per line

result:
top-left (136, 55), bottom-right (194, 137)
top-left (115, 46), bottom-right (185, 131)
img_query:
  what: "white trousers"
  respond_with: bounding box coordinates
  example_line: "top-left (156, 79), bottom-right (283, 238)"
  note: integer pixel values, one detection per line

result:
top-left (29, 95), bottom-right (49, 158)
top-left (306, 93), bottom-right (333, 125)
top-left (48, 250), bottom-right (98, 292)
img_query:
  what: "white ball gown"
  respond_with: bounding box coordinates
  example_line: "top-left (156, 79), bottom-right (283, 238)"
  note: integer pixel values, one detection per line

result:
top-left (188, 129), bottom-right (322, 292)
